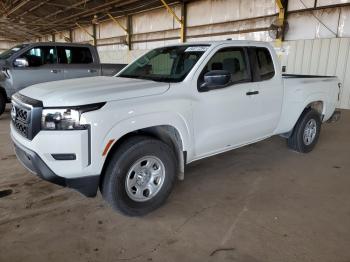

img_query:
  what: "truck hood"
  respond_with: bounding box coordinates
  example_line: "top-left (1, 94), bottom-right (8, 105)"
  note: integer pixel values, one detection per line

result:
top-left (19, 76), bottom-right (170, 107)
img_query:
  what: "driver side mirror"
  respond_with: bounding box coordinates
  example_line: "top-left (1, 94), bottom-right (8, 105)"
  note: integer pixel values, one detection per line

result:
top-left (199, 70), bottom-right (231, 92)
top-left (13, 57), bottom-right (29, 68)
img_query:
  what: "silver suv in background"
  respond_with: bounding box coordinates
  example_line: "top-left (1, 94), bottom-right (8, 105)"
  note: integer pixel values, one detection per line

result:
top-left (0, 42), bottom-right (126, 116)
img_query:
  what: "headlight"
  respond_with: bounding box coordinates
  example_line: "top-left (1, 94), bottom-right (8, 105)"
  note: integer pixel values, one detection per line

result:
top-left (41, 102), bottom-right (106, 130)
top-left (42, 108), bottom-right (85, 130)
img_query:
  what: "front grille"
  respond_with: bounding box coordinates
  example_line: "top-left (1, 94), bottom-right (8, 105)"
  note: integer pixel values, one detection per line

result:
top-left (11, 93), bottom-right (43, 140)
top-left (16, 108), bottom-right (29, 123)
top-left (14, 120), bottom-right (28, 137)
top-left (12, 103), bottom-right (31, 139)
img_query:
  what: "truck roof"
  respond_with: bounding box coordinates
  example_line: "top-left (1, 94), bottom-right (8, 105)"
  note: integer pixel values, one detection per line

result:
top-left (21, 42), bottom-right (93, 47)
top-left (22, 40), bottom-right (272, 49)
top-left (164, 40), bottom-right (273, 48)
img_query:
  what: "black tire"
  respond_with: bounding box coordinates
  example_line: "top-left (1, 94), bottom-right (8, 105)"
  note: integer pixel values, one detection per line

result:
top-left (101, 136), bottom-right (177, 216)
top-left (0, 93), bottom-right (6, 116)
top-left (287, 108), bottom-right (322, 153)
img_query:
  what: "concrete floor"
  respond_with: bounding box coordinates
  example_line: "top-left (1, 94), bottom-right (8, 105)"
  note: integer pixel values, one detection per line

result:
top-left (0, 105), bottom-right (350, 262)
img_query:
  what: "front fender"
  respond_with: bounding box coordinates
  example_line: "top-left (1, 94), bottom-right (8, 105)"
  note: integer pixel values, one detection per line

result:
top-left (100, 111), bottom-right (193, 161)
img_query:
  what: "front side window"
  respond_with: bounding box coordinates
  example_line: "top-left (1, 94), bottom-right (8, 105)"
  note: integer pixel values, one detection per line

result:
top-left (255, 48), bottom-right (275, 81)
top-left (118, 45), bottom-right (209, 82)
top-left (57, 46), bottom-right (93, 64)
top-left (19, 46), bottom-right (57, 67)
top-left (198, 47), bottom-right (250, 86)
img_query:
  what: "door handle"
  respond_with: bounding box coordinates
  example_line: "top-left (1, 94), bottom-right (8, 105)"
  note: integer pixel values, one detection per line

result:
top-left (50, 69), bottom-right (60, 73)
top-left (246, 91), bottom-right (259, 96)
top-left (88, 69), bottom-right (97, 73)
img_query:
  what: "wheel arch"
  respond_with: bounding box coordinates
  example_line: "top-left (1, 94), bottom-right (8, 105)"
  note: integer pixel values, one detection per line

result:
top-left (99, 123), bottom-right (189, 189)
top-left (305, 100), bottom-right (324, 118)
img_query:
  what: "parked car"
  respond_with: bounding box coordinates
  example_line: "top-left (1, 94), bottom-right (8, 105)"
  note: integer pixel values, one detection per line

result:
top-left (0, 42), bottom-right (126, 116)
top-left (10, 40), bottom-right (341, 216)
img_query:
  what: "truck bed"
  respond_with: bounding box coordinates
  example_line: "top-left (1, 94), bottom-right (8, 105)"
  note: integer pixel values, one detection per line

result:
top-left (274, 74), bottom-right (340, 135)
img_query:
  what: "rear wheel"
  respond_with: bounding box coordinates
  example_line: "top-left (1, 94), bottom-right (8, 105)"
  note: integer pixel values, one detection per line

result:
top-left (101, 136), bottom-right (177, 216)
top-left (287, 109), bottom-right (322, 153)
top-left (0, 93), bottom-right (6, 116)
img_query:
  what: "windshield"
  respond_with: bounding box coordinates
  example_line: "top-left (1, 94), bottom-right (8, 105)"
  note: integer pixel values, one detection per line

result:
top-left (0, 44), bottom-right (28, 60)
top-left (118, 45), bottom-right (210, 82)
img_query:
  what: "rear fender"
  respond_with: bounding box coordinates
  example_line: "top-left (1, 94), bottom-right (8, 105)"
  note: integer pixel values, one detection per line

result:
top-left (276, 93), bottom-right (327, 135)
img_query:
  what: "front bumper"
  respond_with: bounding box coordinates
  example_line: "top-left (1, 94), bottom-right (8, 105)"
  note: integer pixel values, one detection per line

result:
top-left (12, 136), bottom-right (99, 197)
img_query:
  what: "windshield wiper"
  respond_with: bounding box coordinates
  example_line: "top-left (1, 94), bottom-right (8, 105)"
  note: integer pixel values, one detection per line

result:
top-left (148, 77), bottom-right (170, 83)
top-left (118, 74), bottom-right (142, 79)
top-left (119, 74), bottom-right (171, 83)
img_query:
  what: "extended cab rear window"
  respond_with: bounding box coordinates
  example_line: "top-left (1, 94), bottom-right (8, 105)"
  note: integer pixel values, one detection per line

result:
top-left (252, 47), bottom-right (275, 81)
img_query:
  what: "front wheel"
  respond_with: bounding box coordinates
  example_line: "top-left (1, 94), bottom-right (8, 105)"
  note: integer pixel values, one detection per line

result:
top-left (287, 109), bottom-right (322, 153)
top-left (101, 136), bottom-right (177, 216)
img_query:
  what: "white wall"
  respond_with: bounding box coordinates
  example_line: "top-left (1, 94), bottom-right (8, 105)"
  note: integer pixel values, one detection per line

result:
top-left (21, 0), bottom-right (350, 108)
top-left (281, 38), bottom-right (350, 109)
top-left (0, 40), bottom-right (18, 53)
top-left (93, 0), bottom-right (350, 109)
top-left (286, 6), bottom-right (350, 40)
top-left (96, 0), bottom-right (278, 63)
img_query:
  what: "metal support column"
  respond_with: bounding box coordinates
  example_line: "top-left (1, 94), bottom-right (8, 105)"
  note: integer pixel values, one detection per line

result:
top-left (75, 22), bottom-right (95, 45)
top-left (181, 1), bottom-right (187, 42)
top-left (92, 23), bottom-right (97, 46)
top-left (275, 0), bottom-right (286, 46)
top-left (69, 29), bottom-right (73, 42)
top-left (127, 15), bottom-right (132, 50)
top-left (107, 13), bottom-right (131, 49)
top-left (160, 0), bottom-right (185, 42)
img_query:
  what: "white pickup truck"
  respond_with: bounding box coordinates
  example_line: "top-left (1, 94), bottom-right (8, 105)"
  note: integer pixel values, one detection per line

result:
top-left (11, 40), bottom-right (341, 216)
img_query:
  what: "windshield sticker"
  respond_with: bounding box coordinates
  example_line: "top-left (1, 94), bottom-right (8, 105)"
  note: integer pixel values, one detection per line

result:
top-left (185, 46), bottom-right (209, 52)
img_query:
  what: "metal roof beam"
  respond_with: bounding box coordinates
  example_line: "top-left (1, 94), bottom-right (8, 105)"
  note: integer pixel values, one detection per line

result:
top-left (4, 0), bottom-right (31, 16)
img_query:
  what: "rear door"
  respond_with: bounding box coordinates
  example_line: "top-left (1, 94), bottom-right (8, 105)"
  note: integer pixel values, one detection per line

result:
top-left (248, 47), bottom-right (283, 135)
top-left (57, 46), bottom-right (100, 79)
top-left (11, 45), bottom-right (63, 90)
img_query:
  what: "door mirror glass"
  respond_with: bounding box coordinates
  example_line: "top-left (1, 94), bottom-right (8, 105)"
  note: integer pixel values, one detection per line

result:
top-left (200, 70), bottom-right (231, 91)
top-left (13, 58), bottom-right (29, 68)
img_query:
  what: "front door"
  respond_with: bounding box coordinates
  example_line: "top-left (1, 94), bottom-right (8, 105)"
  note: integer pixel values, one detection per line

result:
top-left (248, 47), bottom-right (282, 135)
top-left (11, 45), bottom-right (63, 91)
top-left (193, 47), bottom-right (263, 158)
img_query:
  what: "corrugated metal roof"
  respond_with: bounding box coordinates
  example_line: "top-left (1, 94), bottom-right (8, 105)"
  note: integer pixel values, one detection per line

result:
top-left (0, 0), bottom-right (191, 41)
